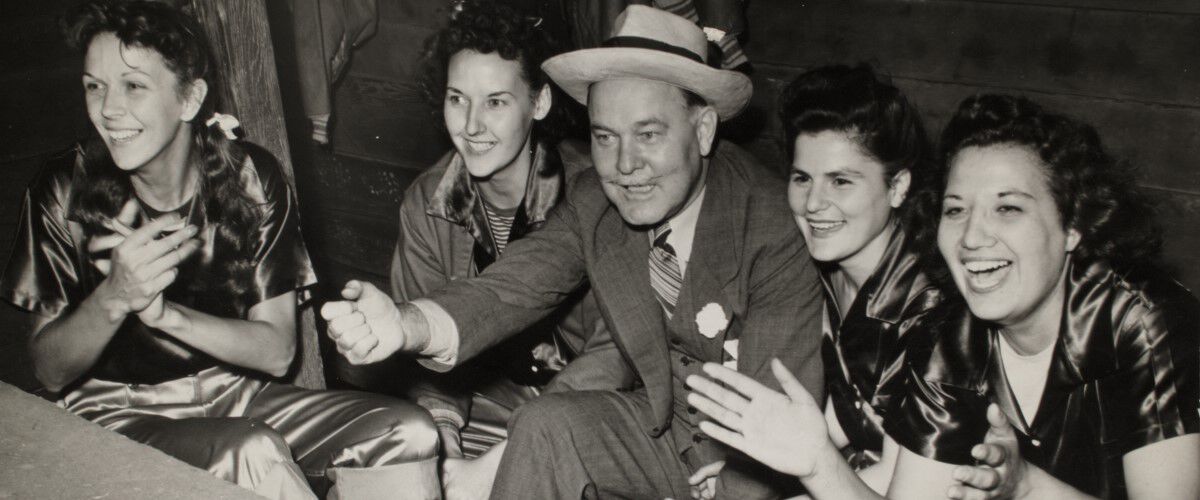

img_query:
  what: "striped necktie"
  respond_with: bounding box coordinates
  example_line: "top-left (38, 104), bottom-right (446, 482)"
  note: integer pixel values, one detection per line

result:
top-left (649, 225), bottom-right (683, 318)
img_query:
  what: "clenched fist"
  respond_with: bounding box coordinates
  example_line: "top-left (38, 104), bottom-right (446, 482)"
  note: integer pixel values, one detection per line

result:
top-left (320, 280), bottom-right (429, 364)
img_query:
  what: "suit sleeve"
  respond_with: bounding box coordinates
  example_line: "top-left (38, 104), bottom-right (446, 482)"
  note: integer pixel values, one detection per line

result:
top-left (714, 214), bottom-right (826, 499)
top-left (424, 175), bottom-right (592, 369)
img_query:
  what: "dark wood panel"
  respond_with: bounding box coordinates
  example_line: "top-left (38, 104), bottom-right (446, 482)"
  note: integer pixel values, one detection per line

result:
top-left (347, 19), bottom-right (439, 82)
top-left (1146, 187), bottom-right (1200, 294)
top-left (745, 0), bottom-right (1200, 108)
top-left (967, 0), bottom-right (1200, 15)
top-left (383, 0), bottom-right (455, 25)
top-left (0, 67), bottom-right (88, 163)
top-left (332, 75), bottom-right (450, 165)
top-left (301, 149), bottom-right (417, 219)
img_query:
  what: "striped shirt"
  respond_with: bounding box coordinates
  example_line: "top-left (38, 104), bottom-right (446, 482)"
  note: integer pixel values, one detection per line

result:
top-left (482, 199), bottom-right (517, 254)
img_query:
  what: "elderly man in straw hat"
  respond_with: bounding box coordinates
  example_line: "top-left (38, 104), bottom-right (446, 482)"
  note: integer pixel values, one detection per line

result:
top-left (321, 5), bottom-right (824, 498)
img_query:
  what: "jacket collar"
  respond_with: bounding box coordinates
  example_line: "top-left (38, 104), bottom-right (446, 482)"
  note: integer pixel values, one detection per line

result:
top-left (425, 140), bottom-right (565, 227)
top-left (985, 258), bottom-right (1123, 433)
top-left (818, 225), bottom-right (934, 326)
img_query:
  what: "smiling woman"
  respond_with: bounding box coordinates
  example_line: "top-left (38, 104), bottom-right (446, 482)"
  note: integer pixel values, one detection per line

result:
top-left (83, 32), bottom-right (198, 177)
top-left (684, 63), bottom-right (950, 496)
top-left (384, 1), bottom-right (598, 497)
top-left (886, 94), bottom-right (1200, 500)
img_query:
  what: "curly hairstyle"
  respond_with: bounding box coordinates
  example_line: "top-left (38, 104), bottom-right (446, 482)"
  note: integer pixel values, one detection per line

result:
top-left (419, 0), bottom-right (581, 142)
top-left (777, 64), bottom-right (939, 247)
top-left (939, 94), bottom-right (1161, 267)
top-left (63, 0), bottom-right (259, 317)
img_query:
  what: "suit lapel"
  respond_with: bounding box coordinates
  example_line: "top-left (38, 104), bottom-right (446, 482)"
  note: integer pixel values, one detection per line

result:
top-left (677, 157), bottom-right (750, 361)
top-left (592, 207), bottom-right (673, 430)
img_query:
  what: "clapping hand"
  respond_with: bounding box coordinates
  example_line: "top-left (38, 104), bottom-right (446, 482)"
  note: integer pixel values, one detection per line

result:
top-left (687, 460), bottom-right (724, 500)
top-left (89, 199), bottom-right (201, 324)
top-left (947, 404), bottom-right (1027, 500)
top-left (686, 358), bottom-right (833, 479)
top-left (320, 280), bottom-right (426, 364)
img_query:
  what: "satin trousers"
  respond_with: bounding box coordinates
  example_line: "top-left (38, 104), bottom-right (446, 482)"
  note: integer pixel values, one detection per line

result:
top-left (61, 367), bottom-right (441, 500)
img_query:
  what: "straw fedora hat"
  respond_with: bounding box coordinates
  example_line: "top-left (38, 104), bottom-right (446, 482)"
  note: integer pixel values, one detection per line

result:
top-left (542, 5), bottom-right (752, 120)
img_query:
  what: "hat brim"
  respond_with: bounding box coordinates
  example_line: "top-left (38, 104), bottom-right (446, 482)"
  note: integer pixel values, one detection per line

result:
top-left (543, 47), bottom-right (752, 120)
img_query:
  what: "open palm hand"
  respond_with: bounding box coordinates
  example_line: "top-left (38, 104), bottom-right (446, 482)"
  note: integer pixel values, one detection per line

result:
top-left (686, 358), bottom-right (832, 479)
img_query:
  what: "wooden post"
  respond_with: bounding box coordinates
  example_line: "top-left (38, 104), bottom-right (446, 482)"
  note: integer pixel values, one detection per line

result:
top-left (185, 0), bottom-right (326, 390)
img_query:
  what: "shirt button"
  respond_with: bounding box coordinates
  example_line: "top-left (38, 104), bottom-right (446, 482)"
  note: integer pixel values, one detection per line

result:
top-left (1031, 439), bottom-right (1041, 446)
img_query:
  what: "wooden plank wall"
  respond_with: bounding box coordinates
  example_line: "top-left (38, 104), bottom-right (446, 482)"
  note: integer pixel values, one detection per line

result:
top-left (739, 0), bottom-right (1200, 292)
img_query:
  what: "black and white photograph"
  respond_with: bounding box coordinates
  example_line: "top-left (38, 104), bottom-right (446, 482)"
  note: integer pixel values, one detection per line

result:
top-left (0, 1), bottom-right (1197, 499)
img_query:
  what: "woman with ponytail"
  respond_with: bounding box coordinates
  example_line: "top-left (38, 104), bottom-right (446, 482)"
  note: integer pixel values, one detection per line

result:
top-left (0, 2), bottom-right (439, 499)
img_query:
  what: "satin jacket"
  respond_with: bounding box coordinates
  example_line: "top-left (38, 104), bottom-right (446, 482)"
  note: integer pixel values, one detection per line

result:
top-left (820, 226), bottom-right (941, 469)
top-left (888, 259), bottom-right (1200, 499)
top-left (0, 143), bottom-right (316, 386)
top-left (390, 139), bottom-right (600, 427)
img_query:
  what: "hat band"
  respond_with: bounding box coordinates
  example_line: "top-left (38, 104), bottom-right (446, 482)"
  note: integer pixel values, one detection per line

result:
top-left (602, 36), bottom-right (705, 64)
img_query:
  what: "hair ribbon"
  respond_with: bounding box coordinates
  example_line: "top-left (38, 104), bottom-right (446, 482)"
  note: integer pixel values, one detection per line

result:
top-left (205, 112), bottom-right (242, 140)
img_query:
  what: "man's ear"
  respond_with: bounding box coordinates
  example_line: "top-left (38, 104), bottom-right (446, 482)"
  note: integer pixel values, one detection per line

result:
top-left (532, 84), bottom-right (552, 121)
top-left (888, 169), bottom-right (912, 209)
top-left (694, 105), bottom-right (719, 156)
top-left (181, 79), bottom-right (208, 122)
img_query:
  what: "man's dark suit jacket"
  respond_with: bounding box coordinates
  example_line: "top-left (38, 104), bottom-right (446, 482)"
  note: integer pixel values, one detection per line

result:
top-left (426, 141), bottom-right (825, 496)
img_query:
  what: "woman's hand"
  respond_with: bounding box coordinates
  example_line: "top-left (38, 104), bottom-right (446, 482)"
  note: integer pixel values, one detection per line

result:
top-left (686, 358), bottom-right (835, 479)
top-left (688, 460), bottom-right (725, 500)
top-left (948, 404), bottom-right (1028, 500)
top-left (89, 200), bottom-right (201, 322)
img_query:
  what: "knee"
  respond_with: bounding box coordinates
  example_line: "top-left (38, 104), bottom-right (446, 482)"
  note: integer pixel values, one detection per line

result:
top-left (355, 398), bottom-right (440, 463)
top-left (226, 419), bottom-right (293, 463)
top-left (508, 392), bottom-right (580, 437)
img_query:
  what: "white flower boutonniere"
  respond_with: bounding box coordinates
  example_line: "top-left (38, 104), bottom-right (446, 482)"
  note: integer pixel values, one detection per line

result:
top-left (695, 303), bottom-right (729, 339)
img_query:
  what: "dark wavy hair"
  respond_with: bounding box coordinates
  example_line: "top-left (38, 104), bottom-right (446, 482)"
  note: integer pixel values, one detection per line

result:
top-left (64, 0), bottom-right (259, 316)
top-left (939, 94), bottom-right (1161, 267)
top-left (419, 0), bottom-right (579, 142)
top-left (778, 64), bottom-right (939, 247)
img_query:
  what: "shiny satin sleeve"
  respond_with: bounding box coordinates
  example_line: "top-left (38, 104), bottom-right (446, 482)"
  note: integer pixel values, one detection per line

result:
top-left (0, 155), bottom-right (82, 320)
top-left (882, 310), bottom-right (993, 466)
top-left (240, 145), bottom-right (318, 309)
top-left (1104, 282), bottom-right (1200, 455)
top-left (885, 369), bottom-right (991, 465)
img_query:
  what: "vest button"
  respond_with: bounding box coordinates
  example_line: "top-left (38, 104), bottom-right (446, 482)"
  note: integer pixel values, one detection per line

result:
top-left (693, 433), bottom-right (704, 443)
top-left (680, 356), bottom-right (692, 366)
top-left (687, 406), bottom-right (698, 415)
top-left (670, 337), bottom-right (682, 346)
